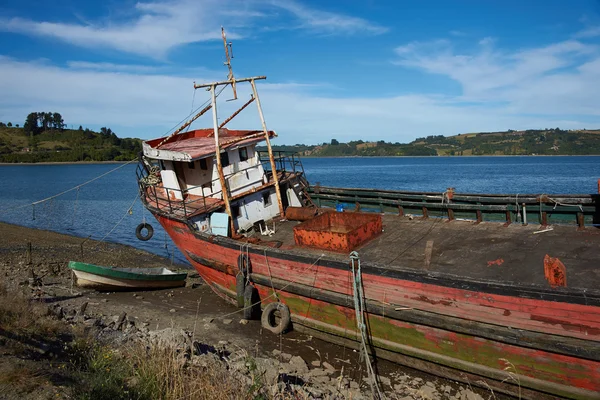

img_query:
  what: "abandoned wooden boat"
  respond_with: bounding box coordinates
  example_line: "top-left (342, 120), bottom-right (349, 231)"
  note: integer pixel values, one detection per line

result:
top-left (68, 261), bottom-right (187, 290)
top-left (135, 29), bottom-right (600, 399)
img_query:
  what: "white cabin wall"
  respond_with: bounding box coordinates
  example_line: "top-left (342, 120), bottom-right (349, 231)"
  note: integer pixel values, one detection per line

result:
top-left (232, 190), bottom-right (279, 232)
top-left (180, 158), bottom-right (215, 197)
top-left (159, 161), bottom-right (183, 200)
top-left (286, 187), bottom-right (302, 207)
top-left (158, 145), bottom-right (267, 203)
top-left (226, 146), bottom-right (266, 197)
top-left (206, 145), bottom-right (266, 200)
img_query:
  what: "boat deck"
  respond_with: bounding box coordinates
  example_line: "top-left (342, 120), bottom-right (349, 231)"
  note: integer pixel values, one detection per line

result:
top-left (258, 213), bottom-right (600, 290)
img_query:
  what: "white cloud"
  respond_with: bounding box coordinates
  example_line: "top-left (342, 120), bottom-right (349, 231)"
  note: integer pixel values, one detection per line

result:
top-left (575, 26), bottom-right (600, 38)
top-left (271, 0), bottom-right (388, 35)
top-left (0, 0), bottom-right (387, 58)
top-left (392, 37), bottom-right (600, 118)
top-left (478, 37), bottom-right (495, 46)
top-left (66, 61), bottom-right (162, 73)
top-left (0, 0), bottom-right (227, 59)
top-left (0, 56), bottom-right (596, 145)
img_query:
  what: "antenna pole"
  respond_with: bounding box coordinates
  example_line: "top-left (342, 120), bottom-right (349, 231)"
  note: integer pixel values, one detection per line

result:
top-left (221, 27), bottom-right (237, 100)
top-left (250, 79), bottom-right (284, 217)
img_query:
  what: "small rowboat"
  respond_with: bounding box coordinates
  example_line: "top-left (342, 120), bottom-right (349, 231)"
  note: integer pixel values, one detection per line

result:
top-left (68, 261), bottom-right (187, 290)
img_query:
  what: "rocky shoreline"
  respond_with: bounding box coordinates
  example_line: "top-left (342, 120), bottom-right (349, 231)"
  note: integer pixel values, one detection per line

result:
top-left (0, 222), bottom-right (495, 399)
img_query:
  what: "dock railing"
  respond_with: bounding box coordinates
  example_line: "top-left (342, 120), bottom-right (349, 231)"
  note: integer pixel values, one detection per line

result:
top-left (307, 185), bottom-right (600, 228)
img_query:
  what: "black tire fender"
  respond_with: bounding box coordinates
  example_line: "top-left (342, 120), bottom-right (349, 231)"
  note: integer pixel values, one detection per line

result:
top-left (236, 273), bottom-right (246, 308)
top-left (135, 223), bottom-right (154, 241)
top-left (237, 253), bottom-right (251, 276)
top-left (261, 302), bottom-right (291, 335)
top-left (243, 285), bottom-right (258, 320)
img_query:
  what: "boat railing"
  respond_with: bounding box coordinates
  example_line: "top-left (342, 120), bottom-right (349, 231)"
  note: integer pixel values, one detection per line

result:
top-left (308, 185), bottom-right (600, 228)
top-left (257, 150), bottom-right (306, 178)
top-left (137, 158), bottom-right (283, 220)
top-left (136, 162), bottom-right (227, 219)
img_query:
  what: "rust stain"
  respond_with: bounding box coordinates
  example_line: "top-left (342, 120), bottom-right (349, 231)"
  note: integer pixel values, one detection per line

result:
top-left (531, 315), bottom-right (600, 336)
top-left (487, 258), bottom-right (504, 267)
top-left (412, 295), bottom-right (453, 306)
top-left (543, 254), bottom-right (567, 288)
top-left (503, 309), bottom-right (511, 316)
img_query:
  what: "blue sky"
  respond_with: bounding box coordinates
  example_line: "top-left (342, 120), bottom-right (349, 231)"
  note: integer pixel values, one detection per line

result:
top-left (1, 0), bottom-right (600, 144)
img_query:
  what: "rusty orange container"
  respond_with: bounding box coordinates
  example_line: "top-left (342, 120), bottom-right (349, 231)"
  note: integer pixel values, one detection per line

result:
top-left (285, 206), bottom-right (317, 221)
top-left (293, 211), bottom-right (382, 253)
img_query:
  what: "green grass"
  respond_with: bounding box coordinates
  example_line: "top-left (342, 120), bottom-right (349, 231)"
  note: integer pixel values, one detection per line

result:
top-left (0, 126), bottom-right (141, 162)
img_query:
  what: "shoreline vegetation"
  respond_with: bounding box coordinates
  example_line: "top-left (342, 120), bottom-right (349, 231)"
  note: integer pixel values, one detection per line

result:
top-left (2, 113), bottom-right (600, 163)
top-left (0, 112), bottom-right (141, 163)
top-left (262, 128), bottom-right (600, 157)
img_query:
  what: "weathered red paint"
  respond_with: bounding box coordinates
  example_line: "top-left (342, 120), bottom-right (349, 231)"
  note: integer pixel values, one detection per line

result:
top-left (285, 206), bottom-right (317, 221)
top-left (155, 215), bottom-right (600, 397)
top-left (162, 215), bottom-right (600, 337)
top-left (544, 254), bottom-right (567, 288)
top-left (293, 211), bottom-right (382, 252)
top-left (487, 258), bottom-right (504, 267)
top-left (145, 127), bottom-right (276, 160)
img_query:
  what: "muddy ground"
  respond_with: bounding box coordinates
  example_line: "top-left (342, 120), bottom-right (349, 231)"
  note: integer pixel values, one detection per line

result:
top-left (0, 222), bottom-right (500, 399)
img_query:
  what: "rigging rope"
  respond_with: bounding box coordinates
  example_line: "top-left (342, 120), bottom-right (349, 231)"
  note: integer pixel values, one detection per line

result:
top-left (96, 193), bottom-right (140, 244)
top-left (160, 84), bottom-right (229, 152)
top-left (190, 85), bottom-right (197, 116)
top-left (0, 158), bottom-right (138, 214)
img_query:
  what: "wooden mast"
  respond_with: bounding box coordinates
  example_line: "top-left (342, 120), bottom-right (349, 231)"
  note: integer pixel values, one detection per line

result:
top-left (250, 79), bottom-right (284, 217)
top-left (192, 27), bottom-right (285, 235)
top-left (210, 85), bottom-right (233, 233)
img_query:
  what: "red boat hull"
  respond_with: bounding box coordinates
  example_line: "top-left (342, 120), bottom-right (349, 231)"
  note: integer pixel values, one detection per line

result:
top-left (156, 214), bottom-right (600, 399)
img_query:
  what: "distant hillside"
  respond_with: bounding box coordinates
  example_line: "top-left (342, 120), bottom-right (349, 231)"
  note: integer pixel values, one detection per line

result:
top-left (0, 125), bottom-right (141, 163)
top-left (414, 128), bottom-right (600, 156)
top-left (263, 128), bottom-right (600, 157)
top-left (261, 140), bottom-right (437, 157)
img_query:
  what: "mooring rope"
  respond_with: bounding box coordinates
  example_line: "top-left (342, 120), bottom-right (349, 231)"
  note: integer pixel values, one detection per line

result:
top-left (515, 193), bottom-right (520, 223)
top-left (350, 251), bottom-right (384, 400)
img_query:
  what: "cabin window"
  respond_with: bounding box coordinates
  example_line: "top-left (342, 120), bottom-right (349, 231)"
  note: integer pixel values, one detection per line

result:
top-left (188, 161), bottom-right (195, 169)
top-left (239, 147), bottom-right (248, 162)
top-left (159, 160), bottom-right (165, 170)
top-left (221, 151), bottom-right (230, 167)
top-left (199, 158), bottom-right (208, 170)
top-left (262, 192), bottom-right (272, 207)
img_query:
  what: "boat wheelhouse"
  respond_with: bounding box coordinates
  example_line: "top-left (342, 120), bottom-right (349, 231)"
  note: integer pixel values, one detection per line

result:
top-left (140, 127), bottom-right (309, 236)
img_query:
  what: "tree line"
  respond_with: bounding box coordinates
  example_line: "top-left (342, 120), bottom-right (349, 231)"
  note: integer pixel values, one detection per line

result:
top-left (0, 111), bottom-right (142, 163)
top-left (23, 112), bottom-right (66, 135)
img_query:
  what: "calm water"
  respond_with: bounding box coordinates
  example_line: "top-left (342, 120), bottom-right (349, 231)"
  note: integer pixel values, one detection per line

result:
top-left (1, 156), bottom-right (599, 266)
